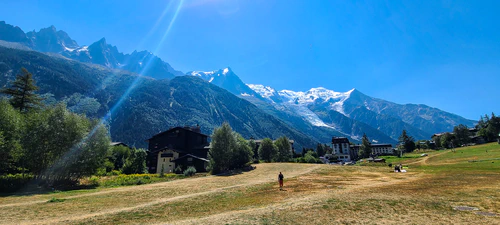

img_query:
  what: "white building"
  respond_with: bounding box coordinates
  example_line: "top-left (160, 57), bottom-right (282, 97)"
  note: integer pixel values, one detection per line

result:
top-left (371, 144), bottom-right (393, 155)
top-left (331, 137), bottom-right (351, 162)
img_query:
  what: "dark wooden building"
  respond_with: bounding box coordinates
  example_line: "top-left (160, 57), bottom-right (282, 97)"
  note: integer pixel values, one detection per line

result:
top-left (146, 126), bottom-right (210, 174)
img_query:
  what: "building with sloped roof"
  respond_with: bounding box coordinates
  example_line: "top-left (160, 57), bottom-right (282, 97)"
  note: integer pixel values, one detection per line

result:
top-left (146, 125), bottom-right (210, 173)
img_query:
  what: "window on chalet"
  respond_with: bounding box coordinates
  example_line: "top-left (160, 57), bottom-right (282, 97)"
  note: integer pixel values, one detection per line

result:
top-left (161, 153), bottom-right (174, 158)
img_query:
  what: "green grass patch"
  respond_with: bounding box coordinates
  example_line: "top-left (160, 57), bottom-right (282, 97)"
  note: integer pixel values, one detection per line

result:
top-left (96, 173), bottom-right (185, 187)
top-left (47, 197), bottom-right (66, 203)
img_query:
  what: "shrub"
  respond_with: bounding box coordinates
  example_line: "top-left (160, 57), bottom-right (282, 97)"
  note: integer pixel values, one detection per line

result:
top-left (174, 165), bottom-right (183, 174)
top-left (88, 176), bottom-right (99, 187)
top-left (136, 178), bottom-right (145, 185)
top-left (160, 164), bottom-right (165, 178)
top-left (47, 197), bottom-right (66, 203)
top-left (183, 166), bottom-right (197, 176)
top-left (0, 174), bottom-right (34, 192)
top-left (110, 170), bottom-right (121, 176)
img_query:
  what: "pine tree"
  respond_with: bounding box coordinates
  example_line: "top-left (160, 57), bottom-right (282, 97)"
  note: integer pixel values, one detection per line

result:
top-left (1, 68), bottom-right (42, 112)
top-left (359, 133), bottom-right (371, 158)
top-left (398, 130), bottom-right (416, 153)
top-left (316, 143), bottom-right (325, 157)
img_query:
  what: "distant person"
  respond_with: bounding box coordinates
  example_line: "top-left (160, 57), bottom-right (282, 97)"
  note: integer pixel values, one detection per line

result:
top-left (278, 172), bottom-right (284, 190)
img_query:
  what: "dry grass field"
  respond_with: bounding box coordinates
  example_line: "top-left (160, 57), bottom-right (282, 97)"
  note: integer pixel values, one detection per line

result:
top-left (1, 143), bottom-right (499, 224)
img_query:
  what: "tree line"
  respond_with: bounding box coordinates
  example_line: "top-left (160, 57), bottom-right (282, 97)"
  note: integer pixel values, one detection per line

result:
top-left (208, 122), bottom-right (299, 174)
top-left (432, 113), bottom-right (500, 149)
top-left (0, 68), bottom-right (137, 191)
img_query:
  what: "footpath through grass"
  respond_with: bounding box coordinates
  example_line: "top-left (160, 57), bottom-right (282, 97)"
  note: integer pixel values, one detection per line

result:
top-left (0, 144), bottom-right (499, 224)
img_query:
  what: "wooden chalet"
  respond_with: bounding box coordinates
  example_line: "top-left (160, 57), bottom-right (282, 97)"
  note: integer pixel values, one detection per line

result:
top-left (146, 125), bottom-right (210, 174)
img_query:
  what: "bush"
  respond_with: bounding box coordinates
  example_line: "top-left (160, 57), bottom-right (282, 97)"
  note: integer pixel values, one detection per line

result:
top-left (304, 155), bottom-right (317, 163)
top-left (160, 164), bottom-right (165, 178)
top-left (88, 176), bottom-right (99, 187)
top-left (183, 166), bottom-right (196, 176)
top-left (174, 165), bottom-right (183, 174)
top-left (0, 174), bottom-right (34, 192)
top-left (47, 197), bottom-right (66, 203)
top-left (110, 170), bottom-right (121, 176)
top-left (97, 174), bottom-right (181, 187)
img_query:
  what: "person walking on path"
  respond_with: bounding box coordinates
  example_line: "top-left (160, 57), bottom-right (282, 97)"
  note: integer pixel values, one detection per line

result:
top-left (278, 172), bottom-right (284, 190)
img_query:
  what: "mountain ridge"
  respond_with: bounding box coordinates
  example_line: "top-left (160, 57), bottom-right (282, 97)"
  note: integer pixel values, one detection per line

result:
top-left (0, 21), bottom-right (477, 145)
top-left (0, 21), bottom-right (183, 80)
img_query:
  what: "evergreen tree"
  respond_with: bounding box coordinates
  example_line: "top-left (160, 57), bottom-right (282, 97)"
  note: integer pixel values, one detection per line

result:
top-left (1, 68), bottom-right (42, 112)
top-left (258, 138), bottom-right (277, 162)
top-left (324, 144), bottom-right (333, 154)
top-left (275, 136), bottom-right (292, 162)
top-left (316, 143), bottom-right (325, 157)
top-left (453, 124), bottom-right (471, 146)
top-left (359, 133), bottom-right (371, 158)
top-left (398, 130), bottom-right (416, 153)
top-left (477, 116), bottom-right (486, 129)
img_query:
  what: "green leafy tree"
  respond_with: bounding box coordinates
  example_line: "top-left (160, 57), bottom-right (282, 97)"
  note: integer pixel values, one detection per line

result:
top-left (304, 150), bottom-right (318, 163)
top-left (258, 138), bottom-right (277, 162)
top-left (231, 133), bottom-right (253, 168)
top-left (21, 105), bottom-right (111, 180)
top-left (440, 132), bottom-right (456, 149)
top-left (0, 99), bottom-right (23, 174)
top-left (51, 123), bottom-right (111, 179)
top-left (275, 136), bottom-right (292, 162)
top-left (63, 93), bottom-right (101, 116)
top-left (1, 68), bottom-right (42, 112)
top-left (122, 148), bottom-right (147, 174)
top-left (249, 139), bottom-right (257, 160)
top-left (22, 104), bottom-right (89, 177)
top-left (109, 145), bottom-right (131, 170)
top-left (432, 135), bottom-right (442, 149)
top-left (359, 133), bottom-right (372, 158)
top-left (208, 122), bottom-right (236, 173)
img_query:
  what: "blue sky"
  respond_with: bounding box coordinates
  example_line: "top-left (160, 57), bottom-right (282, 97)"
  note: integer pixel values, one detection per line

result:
top-left (1, 0), bottom-right (499, 120)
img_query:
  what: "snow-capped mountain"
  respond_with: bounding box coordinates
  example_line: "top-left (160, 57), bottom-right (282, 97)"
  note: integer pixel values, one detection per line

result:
top-left (187, 67), bottom-right (260, 98)
top-left (247, 83), bottom-right (475, 142)
top-left (0, 21), bottom-right (183, 79)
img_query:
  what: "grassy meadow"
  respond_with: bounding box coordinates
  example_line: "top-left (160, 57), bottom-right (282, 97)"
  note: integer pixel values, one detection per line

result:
top-left (0, 143), bottom-right (499, 224)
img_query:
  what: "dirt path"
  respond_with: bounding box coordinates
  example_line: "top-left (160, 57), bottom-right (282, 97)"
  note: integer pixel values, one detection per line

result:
top-left (171, 170), bottom-right (424, 224)
top-left (1, 163), bottom-right (320, 225)
top-left (406, 150), bottom-right (449, 166)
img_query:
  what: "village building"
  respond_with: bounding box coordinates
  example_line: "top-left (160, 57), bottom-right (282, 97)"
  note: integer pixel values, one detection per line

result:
top-left (331, 137), bottom-right (352, 162)
top-left (370, 143), bottom-right (393, 155)
top-left (350, 143), bottom-right (393, 157)
top-left (146, 126), bottom-right (210, 174)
